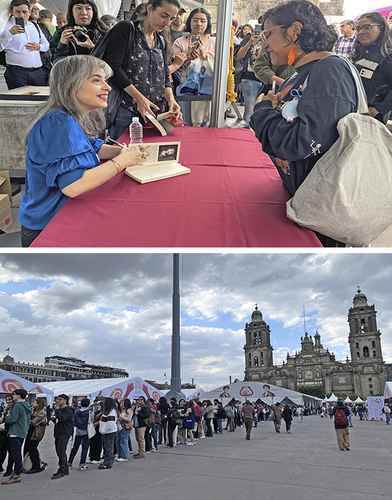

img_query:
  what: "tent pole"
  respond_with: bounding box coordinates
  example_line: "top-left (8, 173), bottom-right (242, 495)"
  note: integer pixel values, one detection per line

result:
top-left (210, 0), bottom-right (234, 128)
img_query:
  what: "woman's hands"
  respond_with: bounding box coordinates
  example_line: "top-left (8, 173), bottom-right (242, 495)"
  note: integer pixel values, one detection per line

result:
top-left (9, 25), bottom-right (24, 35)
top-left (75, 33), bottom-right (95, 50)
top-left (59, 28), bottom-right (75, 45)
top-left (113, 146), bottom-right (146, 171)
top-left (134, 94), bottom-right (160, 121)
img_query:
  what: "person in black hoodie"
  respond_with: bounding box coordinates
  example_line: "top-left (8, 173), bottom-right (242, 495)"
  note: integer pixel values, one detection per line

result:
top-left (250, 1), bottom-right (358, 246)
top-left (52, 394), bottom-right (74, 480)
top-left (51, 0), bottom-right (107, 62)
top-left (353, 13), bottom-right (392, 124)
top-left (68, 398), bottom-right (90, 470)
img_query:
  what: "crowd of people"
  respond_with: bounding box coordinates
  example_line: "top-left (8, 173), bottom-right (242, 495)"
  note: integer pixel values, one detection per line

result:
top-left (1, 389), bottom-right (391, 485)
top-left (0, 388), bottom-right (313, 485)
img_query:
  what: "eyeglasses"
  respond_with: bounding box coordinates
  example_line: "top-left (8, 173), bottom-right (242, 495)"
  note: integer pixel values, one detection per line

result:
top-left (355, 23), bottom-right (382, 33)
top-left (259, 25), bottom-right (286, 45)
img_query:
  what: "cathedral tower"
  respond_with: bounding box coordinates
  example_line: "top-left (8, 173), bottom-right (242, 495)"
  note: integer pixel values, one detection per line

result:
top-left (244, 305), bottom-right (273, 380)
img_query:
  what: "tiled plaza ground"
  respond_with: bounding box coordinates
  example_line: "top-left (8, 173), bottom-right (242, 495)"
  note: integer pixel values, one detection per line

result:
top-left (1, 415), bottom-right (391, 500)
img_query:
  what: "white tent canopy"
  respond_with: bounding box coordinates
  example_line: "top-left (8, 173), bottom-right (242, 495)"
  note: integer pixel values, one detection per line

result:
top-left (384, 382), bottom-right (392, 399)
top-left (43, 376), bottom-right (162, 401)
top-left (0, 368), bottom-right (53, 399)
top-left (344, 396), bottom-right (353, 404)
top-left (355, 396), bottom-right (364, 404)
top-left (162, 387), bottom-right (206, 401)
top-left (200, 381), bottom-right (322, 407)
top-left (326, 393), bottom-right (338, 403)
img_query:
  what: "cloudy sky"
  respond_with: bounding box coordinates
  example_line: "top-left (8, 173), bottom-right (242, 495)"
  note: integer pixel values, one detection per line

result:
top-left (0, 253), bottom-right (390, 390)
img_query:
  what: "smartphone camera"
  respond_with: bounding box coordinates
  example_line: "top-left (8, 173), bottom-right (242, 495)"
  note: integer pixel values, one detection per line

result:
top-left (254, 24), bottom-right (262, 35)
top-left (15, 17), bottom-right (25, 31)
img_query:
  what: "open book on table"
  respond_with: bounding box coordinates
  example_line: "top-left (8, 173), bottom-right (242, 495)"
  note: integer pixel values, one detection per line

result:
top-left (125, 141), bottom-right (190, 184)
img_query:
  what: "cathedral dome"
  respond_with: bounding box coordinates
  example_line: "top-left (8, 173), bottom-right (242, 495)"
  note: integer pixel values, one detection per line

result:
top-left (353, 287), bottom-right (368, 307)
top-left (251, 305), bottom-right (263, 321)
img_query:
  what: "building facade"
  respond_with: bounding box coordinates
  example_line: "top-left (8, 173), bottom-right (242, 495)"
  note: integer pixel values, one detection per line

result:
top-left (244, 289), bottom-right (392, 398)
top-left (0, 355), bottom-right (128, 383)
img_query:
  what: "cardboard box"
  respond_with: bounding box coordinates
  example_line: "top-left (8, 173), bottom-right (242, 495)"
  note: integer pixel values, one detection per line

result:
top-left (0, 170), bottom-right (12, 198)
top-left (0, 194), bottom-right (12, 232)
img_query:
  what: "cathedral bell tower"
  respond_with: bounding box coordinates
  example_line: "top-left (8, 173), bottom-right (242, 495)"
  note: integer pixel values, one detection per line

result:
top-left (244, 305), bottom-right (273, 380)
top-left (348, 287), bottom-right (383, 365)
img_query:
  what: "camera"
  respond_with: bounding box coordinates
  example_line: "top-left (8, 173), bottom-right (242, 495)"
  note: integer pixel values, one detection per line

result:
top-left (73, 25), bottom-right (88, 42)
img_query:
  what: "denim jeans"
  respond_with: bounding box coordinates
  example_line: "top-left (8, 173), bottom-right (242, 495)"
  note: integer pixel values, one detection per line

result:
top-left (69, 434), bottom-right (89, 466)
top-left (7, 437), bottom-right (24, 476)
top-left (116, 429), bottom-right (130, 459)
top-left (240, 79), bottom-right (264, 125)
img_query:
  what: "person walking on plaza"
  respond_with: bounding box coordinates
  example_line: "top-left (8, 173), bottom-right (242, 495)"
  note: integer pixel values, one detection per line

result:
top-left (242, 401), bottom-right (255, 440)
top-left (271, 403), bottom-right (282, 433)
top-left (1, 389), bottom-right (31, 485)
top-left (0, 394), bottom-right (14, 475)
top-left (52, 394), bottom-right (74, 479)
top-left (225, 401), bottom-right (236, 432)
top-left (89, 399), bottom-right (103, 463)
top-left (297, 406), bottom-right (304, 422)
top-left (383, 404), bottom-right (391, 425)
top-left (68, 398), bottom-right (90, 470)
top-left (98, 398), bottom-right (117, 469)
top-left (333, 20), bottom-right (356, 60)
top-left (116, 399), bottom-right (133, 461)
top-left (333, 401), bottom-right (350, 451)
top-left (133, 397), bottom-right (150, 458)
top-left (24, 398), bottom-right (47, 474)
top-left (282, 405), bottom-right (293, 433)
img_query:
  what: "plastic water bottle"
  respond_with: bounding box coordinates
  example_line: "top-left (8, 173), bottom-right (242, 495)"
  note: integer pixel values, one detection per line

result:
top-left (129, 117), bottom-right (143, 144)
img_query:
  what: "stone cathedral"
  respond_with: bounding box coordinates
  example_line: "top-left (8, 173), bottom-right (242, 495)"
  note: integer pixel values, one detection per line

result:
top-left (244, 288), bottom-right (392, 398)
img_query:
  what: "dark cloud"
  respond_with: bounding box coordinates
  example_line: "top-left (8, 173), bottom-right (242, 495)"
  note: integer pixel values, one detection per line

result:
top-left (0, 254), bottom-right (390, 388)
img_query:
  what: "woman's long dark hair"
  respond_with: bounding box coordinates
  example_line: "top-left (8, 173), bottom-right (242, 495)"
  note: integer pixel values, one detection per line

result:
top-left (184, 8), bottom-right (212, 35)
top-left (102, 397), bottom-right (116, 415)
top-left (353, 12), bottom-right (392, 60)
top-left (262, 0), bottom-right (337, 53)
top-left (66, 0), bottom-right (106, 32)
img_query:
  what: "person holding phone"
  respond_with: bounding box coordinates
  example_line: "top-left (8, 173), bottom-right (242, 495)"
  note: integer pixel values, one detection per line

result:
top-left (171, 7), bottom-right (215, 126)
top-left (234, 24), bottom-right (264, 126)
top-left (0, 0), bottom-right (49, 89)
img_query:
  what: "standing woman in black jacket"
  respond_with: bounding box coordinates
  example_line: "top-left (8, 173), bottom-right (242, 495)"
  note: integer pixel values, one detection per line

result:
top-left (353, 13), bottom-right (392, 124)
top-left (51, 0), bottom-right (107, 62)
top-left (100, 0), bottom-right (182, 139)
top-left (250, 0), bottom-right (359, 246)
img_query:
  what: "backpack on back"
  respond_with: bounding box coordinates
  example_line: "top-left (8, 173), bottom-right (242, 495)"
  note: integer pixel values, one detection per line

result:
top-left (334, 408), bottom-right (348, 427)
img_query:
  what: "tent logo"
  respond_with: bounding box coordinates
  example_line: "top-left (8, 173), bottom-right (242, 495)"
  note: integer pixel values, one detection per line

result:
top-left (239, 386), bottom-right (254, 397)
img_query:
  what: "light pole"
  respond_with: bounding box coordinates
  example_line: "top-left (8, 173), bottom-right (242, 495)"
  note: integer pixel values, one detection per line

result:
top-left (166, 254), bottom-right (185, 401)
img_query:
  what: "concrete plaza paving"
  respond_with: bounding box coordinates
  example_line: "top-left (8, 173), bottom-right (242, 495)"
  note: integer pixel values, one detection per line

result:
top-left (1, 415), bottom-right (391, 500)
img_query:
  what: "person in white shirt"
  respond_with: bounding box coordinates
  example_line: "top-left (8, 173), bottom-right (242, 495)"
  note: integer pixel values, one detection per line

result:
top-left (0, 0), bottom-right (49, 89)
top-left (98, 398), bottom-right (117, 469)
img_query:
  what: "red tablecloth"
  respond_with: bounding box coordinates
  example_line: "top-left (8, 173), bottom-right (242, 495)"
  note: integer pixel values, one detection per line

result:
top-left (32, 127), bottom-right (321, 248)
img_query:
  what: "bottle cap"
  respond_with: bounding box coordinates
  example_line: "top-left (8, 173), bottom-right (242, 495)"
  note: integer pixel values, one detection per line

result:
top-left (132, 117), bottom-right (140, 123)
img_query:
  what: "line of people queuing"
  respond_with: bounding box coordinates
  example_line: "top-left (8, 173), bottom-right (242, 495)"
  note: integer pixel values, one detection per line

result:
top-left (0, 389), bottom-right (304, 485)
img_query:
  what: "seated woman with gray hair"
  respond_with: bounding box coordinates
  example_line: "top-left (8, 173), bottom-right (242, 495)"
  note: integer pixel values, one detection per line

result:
top-left (19, 55), bottom-right (143, 247)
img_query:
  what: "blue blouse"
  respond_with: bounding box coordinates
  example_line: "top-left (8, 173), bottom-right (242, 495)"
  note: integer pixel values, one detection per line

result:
top-left (19, 109), bottom-right (104, 230)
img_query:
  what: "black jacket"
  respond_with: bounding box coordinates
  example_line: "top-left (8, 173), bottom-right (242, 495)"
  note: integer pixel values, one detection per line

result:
top-left (353, 43), bottom-right (392, 119)
top-left (52, 24), bottom-right (106, 62)
top-left (54, 407), bottom-right (74, 437)
top-left (250, 56), bottom-right (358, 197)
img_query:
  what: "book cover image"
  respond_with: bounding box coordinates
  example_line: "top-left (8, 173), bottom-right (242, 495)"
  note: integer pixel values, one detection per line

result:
top-left (130, 142), bottom-right (181, 166)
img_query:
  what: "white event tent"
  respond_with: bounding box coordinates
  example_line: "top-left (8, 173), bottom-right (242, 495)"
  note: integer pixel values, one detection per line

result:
top-left (200, 381), bottom-right (322, 408)
top-left (354, 396), bottom-right (364, 404)
top-left (43, 376), bottom-right (162, 402)
top-left (162, 387), bottom-right (207, 401)
top-left (384, 382), bottom-right (392, 399)
top-left (344, 396), bottom-right (353, 404)
top-left (0, 368), bottom-right (53, 400)
top-left (326, 393), bottom-right (338, 403)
